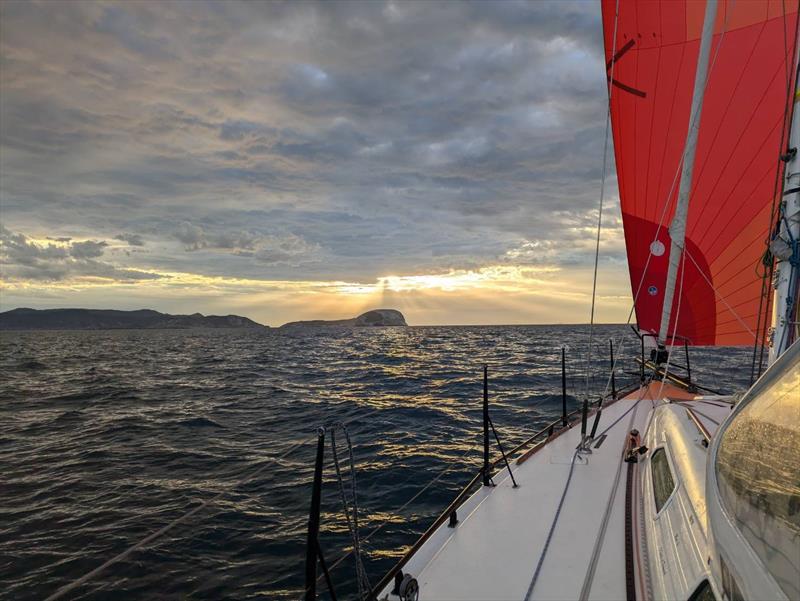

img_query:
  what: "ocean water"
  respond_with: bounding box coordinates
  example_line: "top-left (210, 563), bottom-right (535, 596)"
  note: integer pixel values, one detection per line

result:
top-left (0, 325), bottom-right (755, 600)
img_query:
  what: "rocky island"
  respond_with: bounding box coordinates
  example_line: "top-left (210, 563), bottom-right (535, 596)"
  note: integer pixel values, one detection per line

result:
top-left (0, 308), bottom-right (267, 330)
top-left (280, 309), bottom-right (407, 329)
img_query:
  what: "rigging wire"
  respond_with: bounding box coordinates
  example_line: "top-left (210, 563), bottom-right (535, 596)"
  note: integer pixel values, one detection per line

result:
top-left (296, 442), bottom-right (478, 600)
top-left (329, 423), bottom-right (371, 600)
top-left (752, 1), bottom-right (800, 382)
top-left (684, 247), bottom-right (757, 340)
top-left (585, 0), bottom-right (738, 411)
top-left (589, 1), bottom-right (734, 398)
top-left (585, 0), bottom-right (620, 403)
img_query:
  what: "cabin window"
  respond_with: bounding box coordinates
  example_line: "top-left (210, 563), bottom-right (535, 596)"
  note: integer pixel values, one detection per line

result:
top-left (719, 557), bottom-right (743, 601)
top-left (715, 343), bottom-right (800, 600)
top-left (688, 580), bottom-right (717, 601)
top-left (650, 447), bottom-right (675, 513)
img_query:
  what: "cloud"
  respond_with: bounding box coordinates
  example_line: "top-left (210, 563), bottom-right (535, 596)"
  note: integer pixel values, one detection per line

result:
top-left (114, 233), bottom-right (145, 246)
top-left (0, 1), bottom-right (632, 322)
top-left (172, 221), bottom-right (320, 266)
top-left (173, 221), bottom-right (261, 252)
top-left (251, 234), bottom-right (321, 266)
top-left (0, 226), bottom-right (162, 282)
top-left (70, 240), bottom-right (108, 258)
top-left (174, 221), bottom-right (208, 250)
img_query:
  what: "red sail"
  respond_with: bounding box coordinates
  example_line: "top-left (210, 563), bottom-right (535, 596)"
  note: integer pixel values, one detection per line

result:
top-left (602, 0), bottom-right (799, 345)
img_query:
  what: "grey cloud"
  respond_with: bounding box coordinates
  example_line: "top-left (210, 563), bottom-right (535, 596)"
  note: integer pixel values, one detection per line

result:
top-left (70, 240), bottom-right (108, 259)
top-left (114, 233), bottom-right (145, 246)
top-left (1, 0), bottom-right (613, 285)
top-left (172, 221), bottom-right (319, 266)
top-left (1, 227), bottom-right (69, 266)
top-left (252, 234), bottom-right (321, 266)
top-left (0, 226), bottom-right (162, 282)
top-left (174, 221), bottom-right (208, 250)
top-left (173, 221), bottom-right (259, 252)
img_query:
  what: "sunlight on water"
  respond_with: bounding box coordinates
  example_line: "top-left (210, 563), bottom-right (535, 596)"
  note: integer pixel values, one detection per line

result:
top-left (0, 325), bottom-right (754, 599)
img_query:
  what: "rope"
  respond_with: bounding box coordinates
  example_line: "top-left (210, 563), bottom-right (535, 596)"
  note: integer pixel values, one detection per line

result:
top-left (585, 0), bottom-right (620, 402)
top-left (524, 398), bottom-right (642, 601)
top-left (329, 423), bottom-right (371, 600)
top-left (523, 448), bottom-right (579, 601)
top-left (44, 434), bottom-right (315, 601)
top-left (578, 400), bottom-right (641, 601)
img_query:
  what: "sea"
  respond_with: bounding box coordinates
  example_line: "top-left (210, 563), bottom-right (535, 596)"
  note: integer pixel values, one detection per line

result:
top-left (0, 325), bottom-right (755, 600)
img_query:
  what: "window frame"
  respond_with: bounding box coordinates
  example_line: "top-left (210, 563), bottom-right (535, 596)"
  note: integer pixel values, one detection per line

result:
top-left (649, 445), bottom-right (678, 516)
top-left (719, 554), bottom-right (744, 601)
top-left (687, 578), bottom-right (719, 601)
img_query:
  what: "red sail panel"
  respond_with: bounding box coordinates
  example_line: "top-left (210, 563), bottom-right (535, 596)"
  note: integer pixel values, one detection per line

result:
top-left (602, 0), bottom-right (799, 345)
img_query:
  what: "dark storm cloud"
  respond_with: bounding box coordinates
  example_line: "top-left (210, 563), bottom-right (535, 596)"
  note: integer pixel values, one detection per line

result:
top-left (0, 0), bottom-right (616, 284)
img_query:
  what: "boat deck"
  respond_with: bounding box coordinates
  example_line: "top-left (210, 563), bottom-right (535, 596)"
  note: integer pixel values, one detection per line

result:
top-left (378, 383), bottom-right (710, 601)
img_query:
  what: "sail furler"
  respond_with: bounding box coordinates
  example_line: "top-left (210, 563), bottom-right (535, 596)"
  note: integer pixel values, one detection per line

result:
top-left (602, 0), bottom-right (800, 345)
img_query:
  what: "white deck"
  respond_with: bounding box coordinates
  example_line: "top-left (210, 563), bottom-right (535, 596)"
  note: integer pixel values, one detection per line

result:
top-left (378, 394), bottom-right (654, 601)
top-left (377, 383), bottom-right (734, 601)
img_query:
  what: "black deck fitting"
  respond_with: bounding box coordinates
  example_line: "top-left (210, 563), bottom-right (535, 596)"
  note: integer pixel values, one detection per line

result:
top-left (304, 428), bottom-right (326, 601)
top-left (448, 510), bottom-right (458, 528)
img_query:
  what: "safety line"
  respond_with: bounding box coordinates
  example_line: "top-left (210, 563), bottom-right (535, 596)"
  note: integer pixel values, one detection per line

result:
top-left (298, 443), bottom-right (479, 600)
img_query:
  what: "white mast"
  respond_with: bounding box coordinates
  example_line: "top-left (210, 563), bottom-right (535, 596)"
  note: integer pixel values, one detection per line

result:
top-left (657, 0), bottom-right (718, 346)
top-left (769, 82), bottom-right (800, 364)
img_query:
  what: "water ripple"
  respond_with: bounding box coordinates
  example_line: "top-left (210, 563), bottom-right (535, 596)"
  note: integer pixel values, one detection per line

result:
top-left (0, 326), bottom-right (753, 599)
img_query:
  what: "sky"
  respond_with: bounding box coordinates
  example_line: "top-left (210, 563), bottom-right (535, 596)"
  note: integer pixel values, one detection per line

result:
top-left (0, 0), bottom-right (633, 327)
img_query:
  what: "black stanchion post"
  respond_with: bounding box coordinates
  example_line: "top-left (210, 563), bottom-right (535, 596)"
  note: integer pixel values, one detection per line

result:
top-left (640, 336), bottom-right (645, 383)
top-left (483, 364), bottom-right (491, 486)
top-left (580, 398), bottom-right (589, 440)
top-left (305, 428), bottom-right (325, 601)
top-left (589, 396), bottom-right (603, 440)
top-left (561, 347), bottom-right (568, 426)
top-left (610, 338), bottom-right (617, 399)
top-left (684, 340), bottom-right (692, 383)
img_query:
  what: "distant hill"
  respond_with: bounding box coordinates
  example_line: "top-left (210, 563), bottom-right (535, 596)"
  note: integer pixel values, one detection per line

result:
top-left (0, 308), bottom-right (267, 330)
top-left (280, 309), bottom-right (407, 329)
